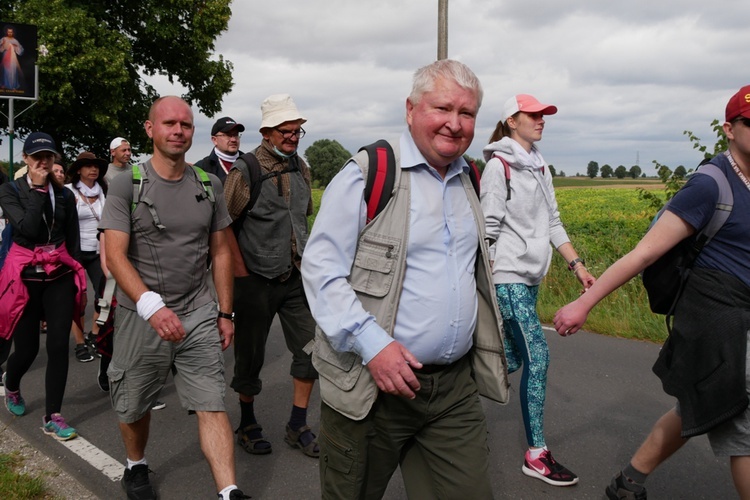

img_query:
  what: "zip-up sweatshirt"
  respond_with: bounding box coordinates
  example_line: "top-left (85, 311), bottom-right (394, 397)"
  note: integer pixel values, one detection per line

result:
top-left (481, 137), bottom-right (570, 286)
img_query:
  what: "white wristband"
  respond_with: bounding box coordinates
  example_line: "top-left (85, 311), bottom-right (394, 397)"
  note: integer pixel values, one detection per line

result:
top-left (136, 291), bottom-right (165, 321)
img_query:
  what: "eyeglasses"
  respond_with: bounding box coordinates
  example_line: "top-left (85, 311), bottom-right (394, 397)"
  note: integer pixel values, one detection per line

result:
top-left (273, 127), bottom-right (306, 139)
top-left (215, 132), bottom-right (242, 139)
top-left (732, 116), bottom-right (750, 128)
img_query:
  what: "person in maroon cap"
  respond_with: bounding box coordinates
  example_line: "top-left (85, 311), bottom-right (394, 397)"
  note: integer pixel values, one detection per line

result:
top-left (195, 116), bottom-right (246, 184)
top-left (554, 85), bottom-right (750, 499)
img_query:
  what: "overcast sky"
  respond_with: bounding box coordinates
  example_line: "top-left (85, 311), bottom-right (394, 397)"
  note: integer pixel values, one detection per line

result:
top-left (9, 0), bottom-right (750, 175)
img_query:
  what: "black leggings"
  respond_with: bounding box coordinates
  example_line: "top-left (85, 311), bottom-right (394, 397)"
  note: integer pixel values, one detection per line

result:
top-left (5, 272), bottom-right (76, 418)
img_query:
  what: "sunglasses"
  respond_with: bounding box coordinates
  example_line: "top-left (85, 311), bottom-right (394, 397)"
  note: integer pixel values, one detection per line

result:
top-left (732, 116), bottom-right (750, 128)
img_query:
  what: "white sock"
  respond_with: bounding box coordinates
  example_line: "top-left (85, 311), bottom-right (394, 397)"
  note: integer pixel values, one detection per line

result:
top-left (127, 457), bottom-right (147, 469)
top-left (218, 485), bottom-right (238, 499)
top-left (528, 447), bottom-right (547, 460)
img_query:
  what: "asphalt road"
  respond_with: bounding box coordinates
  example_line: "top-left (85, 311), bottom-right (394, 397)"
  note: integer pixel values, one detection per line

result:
top-left (0, 318), bottom-right (737, 499)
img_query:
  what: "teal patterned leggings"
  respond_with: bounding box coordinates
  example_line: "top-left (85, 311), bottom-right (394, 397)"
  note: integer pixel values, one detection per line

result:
top-left (495, 283), bottom-right (549, 448)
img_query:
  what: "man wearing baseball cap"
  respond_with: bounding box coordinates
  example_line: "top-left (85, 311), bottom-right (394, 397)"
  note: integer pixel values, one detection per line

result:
top-left (553, 83), bottom-right (750, 500)
top-left (104, 137), bottom-right (132, 185)
top-left (223, 94), bottom-right (319, 458)
top-left (194, 117), bottom-right (246, 184)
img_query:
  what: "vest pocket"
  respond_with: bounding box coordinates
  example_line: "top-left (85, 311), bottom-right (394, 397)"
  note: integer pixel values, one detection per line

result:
top-left (350, 234), bottom-right (399, 298)
top-left (312, 329), bottom-right (363, 391)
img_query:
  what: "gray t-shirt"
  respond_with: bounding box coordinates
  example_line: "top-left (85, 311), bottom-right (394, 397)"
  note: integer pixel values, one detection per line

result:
top-left (104, 163), bottom-right (133, 185)
top-left (99, 160), bottom-right (231, 315)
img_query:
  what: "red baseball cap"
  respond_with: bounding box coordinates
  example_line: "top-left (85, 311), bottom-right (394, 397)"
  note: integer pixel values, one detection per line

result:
top-left (500, 94), bottom-right (558, 123)
top-left (725, 85), bottom-right (750, 122)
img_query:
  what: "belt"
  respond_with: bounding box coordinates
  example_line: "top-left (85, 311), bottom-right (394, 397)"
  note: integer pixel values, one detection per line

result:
top-left (412, 360), bottom-right (459, 375)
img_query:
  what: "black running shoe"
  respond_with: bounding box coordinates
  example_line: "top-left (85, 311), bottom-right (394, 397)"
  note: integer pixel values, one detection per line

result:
top-left (121, 464), bottom-right (156, 500)
top-left (75, 344), bottom-right (94, 363)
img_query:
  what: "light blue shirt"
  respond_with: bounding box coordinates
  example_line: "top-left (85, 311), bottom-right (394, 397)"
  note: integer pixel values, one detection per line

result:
top-left (302, 131), bottom-right (479, 365)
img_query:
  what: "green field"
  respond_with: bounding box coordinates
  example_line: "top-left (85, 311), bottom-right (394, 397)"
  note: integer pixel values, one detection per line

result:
top-left (309, 178), bottom-right (670, 344)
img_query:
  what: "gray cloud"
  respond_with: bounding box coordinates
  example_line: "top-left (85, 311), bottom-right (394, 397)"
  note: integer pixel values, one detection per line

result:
top-left (142, 1), bottom-right (750, 174)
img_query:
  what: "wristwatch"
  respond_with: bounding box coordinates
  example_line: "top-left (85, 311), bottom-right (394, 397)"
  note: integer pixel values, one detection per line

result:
top-left (568, 258), bottom-right (586, 271)
top-left (218, 311), bottom-right (235, 321)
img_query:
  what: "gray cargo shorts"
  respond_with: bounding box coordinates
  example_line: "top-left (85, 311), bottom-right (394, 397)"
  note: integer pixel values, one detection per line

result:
top-left (108, 301), bottom-right (226, 423)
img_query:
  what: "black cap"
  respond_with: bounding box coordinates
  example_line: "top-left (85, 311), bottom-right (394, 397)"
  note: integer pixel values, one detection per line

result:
top-left (211, 117), bottom-right (245, 136)
top-left (24, 132), bottom-right (58, 155)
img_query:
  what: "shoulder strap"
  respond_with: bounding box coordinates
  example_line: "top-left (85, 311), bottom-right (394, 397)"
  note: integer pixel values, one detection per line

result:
top-left (131, 163), bottom-right (145, 212)
top-left (191, 165), bottom-right (215, 205)
top-left (691, 162), bottom-right (733, 249)
top-left (492, 153), bottom-right (512, 201)
top-left (236, 152), bottom-right (264, 212)
top-left (466, 160), bottom-right (481, 197)
top-left (360, 140), bottom-right (397, 223)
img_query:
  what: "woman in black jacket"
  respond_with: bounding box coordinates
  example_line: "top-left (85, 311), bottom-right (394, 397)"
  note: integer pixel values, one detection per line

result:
top-left (0, 132), bottom-right (86, 441)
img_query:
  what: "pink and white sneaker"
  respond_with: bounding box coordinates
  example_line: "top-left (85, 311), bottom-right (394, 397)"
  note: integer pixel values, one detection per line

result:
top-left (522, 449), bottom-right (579, 486)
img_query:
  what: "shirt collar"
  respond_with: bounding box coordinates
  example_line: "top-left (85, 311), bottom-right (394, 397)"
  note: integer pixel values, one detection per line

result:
top-left (399, 130), bottom-right (469, 179)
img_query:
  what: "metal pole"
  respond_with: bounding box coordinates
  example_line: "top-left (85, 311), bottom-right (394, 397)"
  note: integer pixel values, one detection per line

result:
top-left (8, 98), bottom-right (14, 179)
top-left (438, 0), bottom-right (448, 60)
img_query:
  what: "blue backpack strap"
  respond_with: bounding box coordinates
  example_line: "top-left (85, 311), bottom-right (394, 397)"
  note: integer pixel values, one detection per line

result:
top-left (359, 140), bottom-right (396, 223)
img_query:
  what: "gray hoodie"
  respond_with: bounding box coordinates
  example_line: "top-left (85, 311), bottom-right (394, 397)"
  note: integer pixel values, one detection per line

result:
top-left (480, 137), bottom-right (570, 286)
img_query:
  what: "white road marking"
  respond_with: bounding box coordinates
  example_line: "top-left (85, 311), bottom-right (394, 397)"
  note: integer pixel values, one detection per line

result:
top-left (1, 387), bottom-right (124, 482)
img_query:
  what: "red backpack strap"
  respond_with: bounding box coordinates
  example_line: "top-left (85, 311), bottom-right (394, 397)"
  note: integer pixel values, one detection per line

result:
top-left (493, 153), bottom-right (512, 201)
top-left (360, 140), bottom-right (396, 223)
top-left (467, 160), bottom-right (481, 197)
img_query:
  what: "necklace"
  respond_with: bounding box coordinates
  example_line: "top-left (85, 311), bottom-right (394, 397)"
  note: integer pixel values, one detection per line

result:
top-left (725, 151), bottom-right (750, 193)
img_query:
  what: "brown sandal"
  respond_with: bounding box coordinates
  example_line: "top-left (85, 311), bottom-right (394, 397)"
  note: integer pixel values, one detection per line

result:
top-left (284, 424), bottom-right (319, 458)
top-left (236, 423), bottom-right (272, 455)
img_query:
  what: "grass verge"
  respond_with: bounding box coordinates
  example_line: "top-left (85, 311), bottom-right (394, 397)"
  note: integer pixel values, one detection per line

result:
top-left (0, 452), bottom-right (49, 499)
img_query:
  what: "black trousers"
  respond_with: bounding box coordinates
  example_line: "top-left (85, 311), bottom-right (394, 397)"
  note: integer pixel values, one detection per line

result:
top-left (5, 272), bottom-right (76, 418)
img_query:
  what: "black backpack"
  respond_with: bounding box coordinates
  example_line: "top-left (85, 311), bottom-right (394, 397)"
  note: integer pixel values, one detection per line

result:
top-left (359, 140), bottom-right (480, 223)
top-left (231, 151), bottom-right (300, 234)
top-left (641, 161), bottom-right (733, 327)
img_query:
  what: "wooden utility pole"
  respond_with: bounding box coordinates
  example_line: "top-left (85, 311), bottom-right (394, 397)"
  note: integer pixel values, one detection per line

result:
top-left (438, 0), bottom-right (448, 60)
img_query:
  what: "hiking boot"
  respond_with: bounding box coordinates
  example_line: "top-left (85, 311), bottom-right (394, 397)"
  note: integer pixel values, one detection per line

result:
top-left (75, 343), bottom-right (95, 363)
top-left (121, 464), bottom-right (156, 500)
top-left (3, 373), bottom-right (25, 416)
top-left (521, 449), bottom-right (579, 486)
top-left (42, 413), bottom-right (78, 441)
top-left (151, 401), bottom-right (166, 411)
top-left (605, 471), bottom-right (648, 500)
top-left (97, 357), bottom-right (110, 393)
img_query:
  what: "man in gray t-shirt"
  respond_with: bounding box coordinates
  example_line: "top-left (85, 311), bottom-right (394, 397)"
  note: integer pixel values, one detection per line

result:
top-left (99, 96), bottom-right (249, 500)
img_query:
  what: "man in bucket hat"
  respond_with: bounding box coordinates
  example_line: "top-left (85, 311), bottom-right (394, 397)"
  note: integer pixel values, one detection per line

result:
top-left (195, 117), bottom-right (246, 185)
top-left (223, 94), bottom-right (319, 458)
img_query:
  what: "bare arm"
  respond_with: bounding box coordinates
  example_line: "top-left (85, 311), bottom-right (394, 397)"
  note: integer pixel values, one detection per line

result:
top-left (553, 211), bottom-right (695, 335)
top-left (104, 228), bottom-right (186, 342)
top-left (210, 228), bottom-right (234, 350)
top-left (556, 241), bottom-right (596, 291)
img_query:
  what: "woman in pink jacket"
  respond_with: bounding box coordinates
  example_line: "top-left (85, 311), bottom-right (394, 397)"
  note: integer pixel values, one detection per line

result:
top-left (0, 132), bottom-right (86, 441)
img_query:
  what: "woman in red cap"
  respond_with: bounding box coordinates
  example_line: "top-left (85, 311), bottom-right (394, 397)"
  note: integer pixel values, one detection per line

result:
top-left (481, 94), bottom-right (595, 487)
top-left (0, 132), bottom-right (87, 441)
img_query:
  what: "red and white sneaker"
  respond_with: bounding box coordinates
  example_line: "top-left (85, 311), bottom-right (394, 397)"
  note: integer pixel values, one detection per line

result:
top-left (522, 449), bottom-right (579, 486)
